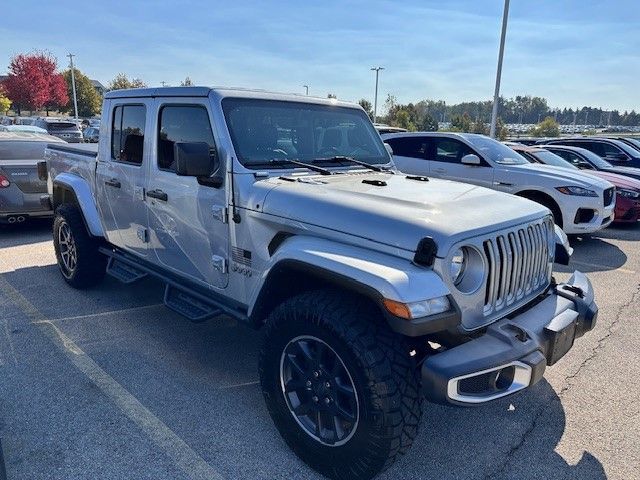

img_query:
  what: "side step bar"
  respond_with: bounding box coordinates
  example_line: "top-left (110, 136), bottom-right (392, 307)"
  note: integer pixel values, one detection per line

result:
top-left (98, 246), bottom-right (248, 324)
top-left (164, 285), bottom-right (221, 323)
top-left (106, 258), bottom-right (148, 284)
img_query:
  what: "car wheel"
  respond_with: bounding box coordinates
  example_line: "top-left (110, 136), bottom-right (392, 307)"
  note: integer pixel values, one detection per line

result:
top-left (53, 204), bottom-right (106, 288)
top-left (259, 290), bottom-right (422, 480)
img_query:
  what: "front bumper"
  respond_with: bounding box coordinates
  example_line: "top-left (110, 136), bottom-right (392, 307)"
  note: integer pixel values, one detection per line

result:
top-left (422, 271), bottom-right (597, 406)
top-left (562, 196), bottom-right (615, 234)
top-left (613, 195), bottom-right (640, 223)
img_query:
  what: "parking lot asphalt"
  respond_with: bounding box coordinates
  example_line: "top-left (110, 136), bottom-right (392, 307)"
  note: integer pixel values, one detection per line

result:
top-left (0, 220), bottom-right (638, 480)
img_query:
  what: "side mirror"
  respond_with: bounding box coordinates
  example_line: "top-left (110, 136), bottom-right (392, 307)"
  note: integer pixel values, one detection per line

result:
top-left (384, 142), bottom-right (393, 157)
top-left (578, 161), bottom-right (593, 170)
top-left (174, 142), bottom-right (219, 177)
top-left (461, 153), bottom-right (481, 166)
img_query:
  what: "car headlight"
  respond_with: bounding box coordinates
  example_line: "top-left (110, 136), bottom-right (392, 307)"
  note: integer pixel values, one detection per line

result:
top-left (383, 296), bottom-right (451, 319)
top-left (618, 188), bottom-right (640, 199)
top-left (450, 248), bottom-right (466, 285)
top-left (555, 186), bottom-right (598, 197)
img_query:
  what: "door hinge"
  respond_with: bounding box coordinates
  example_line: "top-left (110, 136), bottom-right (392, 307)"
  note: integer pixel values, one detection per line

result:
top-left (211, 255), bottom-right (227, 274)
top-left (212, 205), bottom-right (228, 223)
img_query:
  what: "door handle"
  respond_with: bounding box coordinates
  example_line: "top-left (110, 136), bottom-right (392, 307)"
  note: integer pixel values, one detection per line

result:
top-left (147, 189), bottom-right (168, 201)
top-left (433, 168), bottom-right (446, 173)
top-left (105, 178), bottom-right (121, 188)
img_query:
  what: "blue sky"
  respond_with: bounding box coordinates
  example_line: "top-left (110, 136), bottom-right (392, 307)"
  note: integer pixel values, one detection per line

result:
top-left (2, 1), bottom-right (638, 111)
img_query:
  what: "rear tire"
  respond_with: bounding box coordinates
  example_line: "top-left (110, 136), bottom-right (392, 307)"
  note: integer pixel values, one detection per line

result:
top-left (259, 290), bottom-right (422, 480)
top-left (53, 204), bottom-right (106, 288)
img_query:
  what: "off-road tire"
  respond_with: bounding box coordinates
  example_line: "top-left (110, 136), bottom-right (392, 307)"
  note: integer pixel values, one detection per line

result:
top-left (53, 204), bottom-right (106, 288)
top-left (259, 290), bottom-right (422, 480)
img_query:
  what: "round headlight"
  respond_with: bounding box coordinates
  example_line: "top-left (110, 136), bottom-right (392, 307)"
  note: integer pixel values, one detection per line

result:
top-left (450, 248), bottom-right (466, 284)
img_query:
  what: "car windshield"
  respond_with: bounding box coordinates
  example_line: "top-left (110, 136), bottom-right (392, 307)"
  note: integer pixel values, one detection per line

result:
top-left (464, 135), bottom-right (529, 165)
top-left (622, 137), bottom-right (640, 151)
top-left (222, 98), bottom-right (389, 168)
top-left (575, 148), bottom-right (614, 169)
top-left (533, 150), bottom-right (578, 170)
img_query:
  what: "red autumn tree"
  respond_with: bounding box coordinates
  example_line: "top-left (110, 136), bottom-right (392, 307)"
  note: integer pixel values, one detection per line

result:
top-left (4, 51), bottom-right (68, 115)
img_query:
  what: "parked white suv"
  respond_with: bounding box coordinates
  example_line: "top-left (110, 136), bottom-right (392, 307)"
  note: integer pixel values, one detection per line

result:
top-left (383, 132), bottom-right (616, 234)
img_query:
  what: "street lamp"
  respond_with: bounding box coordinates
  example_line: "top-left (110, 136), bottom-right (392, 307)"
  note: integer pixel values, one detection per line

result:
top-left (67, 53), bottom-right (79, 119)
top-left (370, 66), bottom-right (384, 123)
top-left (489, 0), bottom-right (510, 138)
top-left (303, 85), bottom-right (309, 95)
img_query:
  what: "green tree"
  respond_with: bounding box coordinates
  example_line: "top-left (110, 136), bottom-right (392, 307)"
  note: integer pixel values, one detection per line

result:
top-left (108, 73), bottom-right (147, 90)
top-left (62, 69), bottom-right (102, 117)
top-left (420, 113), bottom-right (438, 131)
top-left (0, 87), bottom-right (11, 114)
top-left (471, 120), bottom-right (488, 135)
top-left (394, 110), bottom-right (416, 131)
top-left (530, 117), bottom-right (560, 137)
top-left (450, 113), bottom-right (472, 132)
top-left (496, 117), bottom-right (509, 141)
top-left (358, 98), bottom-right (374, 120)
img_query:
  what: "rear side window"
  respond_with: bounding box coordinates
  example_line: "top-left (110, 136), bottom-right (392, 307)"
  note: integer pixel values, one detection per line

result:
top-left (581, 141), bottom-right (621, 158)
top-left (157, 105), bottom-right (215, 171)
top-left (386, 137), bottom-right (428, 159)
top-left (111, 105), bottom-right (146, 165)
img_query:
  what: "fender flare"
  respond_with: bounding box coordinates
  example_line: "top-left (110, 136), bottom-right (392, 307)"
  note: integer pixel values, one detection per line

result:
top-left (53, 173), bottom-right (104, 238)
top-left (248, 235), bottom-right (455, 334)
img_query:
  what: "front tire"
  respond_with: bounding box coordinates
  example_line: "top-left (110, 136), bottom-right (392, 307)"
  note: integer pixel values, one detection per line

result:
top-left (53, 204), bottom-right (106, 288)
top-left (259, 290), bottom-right (422, 480)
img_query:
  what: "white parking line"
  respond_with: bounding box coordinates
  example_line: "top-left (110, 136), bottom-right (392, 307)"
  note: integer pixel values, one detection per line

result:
top-left (37, 303), bottom-right (165, 324)
top-left (0, 275), bottom-right (224, 480)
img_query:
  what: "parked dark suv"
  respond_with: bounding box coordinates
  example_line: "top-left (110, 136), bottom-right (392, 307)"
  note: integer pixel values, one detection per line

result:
top-left (35, 118), bottom-right (83, 143)
top-left (542, 137), bottom-right (640, 168)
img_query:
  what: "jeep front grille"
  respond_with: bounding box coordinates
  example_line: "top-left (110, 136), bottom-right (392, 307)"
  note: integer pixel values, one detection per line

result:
top-left (482, 217), bottom-right (553, 316)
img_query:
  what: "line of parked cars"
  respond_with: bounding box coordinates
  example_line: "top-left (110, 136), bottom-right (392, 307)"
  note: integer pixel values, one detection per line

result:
top-left (0, 89), bottom-right (636, 479)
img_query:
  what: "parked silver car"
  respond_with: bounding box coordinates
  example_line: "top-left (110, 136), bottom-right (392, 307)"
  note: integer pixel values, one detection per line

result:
top-left (35, 118), bottom-right (83, 143)
top-left (0, 132), bottom-right (64, 223)
top-left (83, 126), bottom-right (100, 143)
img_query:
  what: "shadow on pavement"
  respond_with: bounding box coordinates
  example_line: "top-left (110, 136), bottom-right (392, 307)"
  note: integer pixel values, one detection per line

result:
top-left (0, 264), bottom-right (609, 480)
top-left (0, 218), bottom-right (53, 249)
top-left (555, 235), bottom-right (628, 273)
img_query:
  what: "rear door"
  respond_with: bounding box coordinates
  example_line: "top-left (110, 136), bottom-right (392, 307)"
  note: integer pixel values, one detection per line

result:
top-left (386, 136), bottom-right (430, 175)
top-left (95, 101), bottom-right (151, 256)
top-left (145, 99), bottom-right (229, 289)
top-left (428, 137), bottom-right (494, 188)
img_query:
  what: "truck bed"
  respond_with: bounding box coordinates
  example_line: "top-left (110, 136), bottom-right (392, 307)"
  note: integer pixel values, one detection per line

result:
top-left (45, 142), bottom-right (99, 196)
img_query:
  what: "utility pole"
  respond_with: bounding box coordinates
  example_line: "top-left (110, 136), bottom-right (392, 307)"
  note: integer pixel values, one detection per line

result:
top-left (370, 66), bottom-right (384, 123)
top-left (303, 85), bottom-right (309, 95)
top-left (67, 53), bottom-right (79, 119)
top-left (584, 110), bottom-right (589, 126)
top-left (489, 0), bottom-right (510, 138)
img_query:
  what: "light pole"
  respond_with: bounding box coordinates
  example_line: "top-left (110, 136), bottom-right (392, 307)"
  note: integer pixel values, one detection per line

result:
top-left (303, 85), bottom-right (309, 95)
top-left (67, 53), bottom-right (79, 119)
top-left (489, 0), bottom-right (510, 138)
top-left (370, 66), bottom-right (384, 123)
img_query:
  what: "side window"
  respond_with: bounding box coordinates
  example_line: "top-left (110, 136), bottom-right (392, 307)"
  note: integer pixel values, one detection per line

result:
top-left (599, 142), bottom-right (625, 158)
top-left (158, 105), bottom-right (216, 171)
top-left (580, 141), bottom-right (605, 157)
top-left (111, 105), bottom-right (146, 165)
top-left (386, 137), bottom-right (428, 159)
top-left (433, 138), bottom-right (473, 164)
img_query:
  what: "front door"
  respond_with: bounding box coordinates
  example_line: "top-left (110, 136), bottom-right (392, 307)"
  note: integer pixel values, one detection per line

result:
top-left (428, 138), bottom-right (494, 189)
top-left (145, 99), bottom-right (228, 289)
top-left (95, 102), bottom-right (150, 256)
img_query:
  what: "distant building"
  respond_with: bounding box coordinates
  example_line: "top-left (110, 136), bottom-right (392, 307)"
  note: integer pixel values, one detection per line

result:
top-left (90, 79), bottom-right (106, 96)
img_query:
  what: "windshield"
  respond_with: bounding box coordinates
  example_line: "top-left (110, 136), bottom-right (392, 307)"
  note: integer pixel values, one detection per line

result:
top-left (576, 148), bottom-right (613, 169)
top-left (464, 135), bottom-right (529, 165)
top-left (222, 98), bottom-right (388, 168)
top-left (533, 150), bottom-right (578, 170)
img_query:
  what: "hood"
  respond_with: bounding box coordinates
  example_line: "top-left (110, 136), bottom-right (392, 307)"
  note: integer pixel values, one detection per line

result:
top-left (583, 170), bottom-right (640, 190)
top-left (509, 163), bottom-right (613, 189)
top-left (258, 172), bottom-right (549, 256)
top-left (606, 165), bottom-right (640, 180)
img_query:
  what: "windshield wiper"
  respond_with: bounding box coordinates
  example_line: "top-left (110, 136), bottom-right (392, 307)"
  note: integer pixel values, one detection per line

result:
top-left (314, 155), bottom-right (391, 173)
top-left (263, 158), bottom-right (333, 175)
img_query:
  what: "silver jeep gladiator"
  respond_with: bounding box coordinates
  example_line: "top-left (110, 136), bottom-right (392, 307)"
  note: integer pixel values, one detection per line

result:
top-left (43, 87), bottom-right (597, 480)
